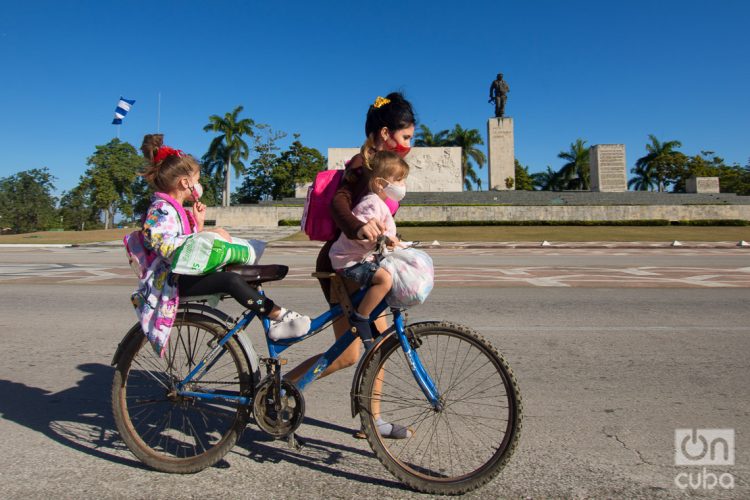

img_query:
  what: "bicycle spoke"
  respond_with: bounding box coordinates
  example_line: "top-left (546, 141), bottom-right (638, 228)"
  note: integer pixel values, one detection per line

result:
top-left (114, 316), bottom-right (249, 468)
top-left (362, 326), bottom-right (520, 491)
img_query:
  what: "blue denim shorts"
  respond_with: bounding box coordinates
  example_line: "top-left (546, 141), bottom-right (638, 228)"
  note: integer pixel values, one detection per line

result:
top-left (339, 261), bottom-right (380, 288)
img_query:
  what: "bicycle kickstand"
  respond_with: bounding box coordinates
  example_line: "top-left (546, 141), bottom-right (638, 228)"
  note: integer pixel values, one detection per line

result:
top-left (287, 432), bottom-right (305, 451)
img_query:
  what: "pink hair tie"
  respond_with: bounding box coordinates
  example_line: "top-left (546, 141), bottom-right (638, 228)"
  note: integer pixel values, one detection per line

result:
top-left (154, 145), bottom-right (184, 164)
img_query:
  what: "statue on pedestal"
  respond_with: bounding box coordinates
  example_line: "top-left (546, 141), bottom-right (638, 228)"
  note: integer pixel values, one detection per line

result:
top-left (489, 73), bottom-right (510, 118)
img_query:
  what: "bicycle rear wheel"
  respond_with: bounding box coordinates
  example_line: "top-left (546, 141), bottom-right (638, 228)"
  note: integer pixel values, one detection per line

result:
top-left (112, 314), bottom-right (252, 473)
top-left (358, 321), bottom-right (522, 495)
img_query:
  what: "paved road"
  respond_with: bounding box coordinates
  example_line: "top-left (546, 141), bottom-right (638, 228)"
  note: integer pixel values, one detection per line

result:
top-left (2, 245), bottom-right (749, 287)
top-left (0, 246), bottom-right (748, 498)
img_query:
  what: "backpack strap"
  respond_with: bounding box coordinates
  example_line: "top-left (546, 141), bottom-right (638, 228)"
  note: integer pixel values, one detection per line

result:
top-left (154, 192), bottom-right (195, 235)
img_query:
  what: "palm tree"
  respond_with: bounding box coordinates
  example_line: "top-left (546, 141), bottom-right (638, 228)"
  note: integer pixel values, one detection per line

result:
top-left (203, 106), bottom-right (255, 206)
top-left (447, 124), bottom-right (486, 191)
top-left (414, 124), bottom-right (449, 147)
top-left (531, 166), bottom-right (563, 191)
top-left (635, 134), bottom-right (683, 192)
top-left (557, 139), bottom-right (590, 190)
top-left (627, 163), bottom-right (658, 191)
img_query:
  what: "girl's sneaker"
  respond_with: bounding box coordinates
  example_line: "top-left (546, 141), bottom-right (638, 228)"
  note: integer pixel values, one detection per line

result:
top-left (268, 309), bottom-right (311, 340)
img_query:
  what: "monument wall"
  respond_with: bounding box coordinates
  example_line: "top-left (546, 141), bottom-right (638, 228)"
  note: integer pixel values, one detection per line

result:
top-left (487, 118), bottom-right (515, 190)
top-left (325, 147), bottom-right (462, 193)
top-left (207, 203), bottom-right (750, 227)
top-left (590, 144), bottom-right (627, 192)
top-left (686, 177), bottom-right (720, 194)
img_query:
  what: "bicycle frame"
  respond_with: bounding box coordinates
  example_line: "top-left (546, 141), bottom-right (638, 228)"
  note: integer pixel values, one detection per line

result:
top-left (175, 288), bottom-right (442, 409)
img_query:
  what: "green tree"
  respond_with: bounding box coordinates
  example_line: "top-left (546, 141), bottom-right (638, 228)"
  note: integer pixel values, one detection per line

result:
top-left (82, 139), bottom-right (144, 229)
top-left (531, 166), bottom-right (563, 191)
top-left (203, 105), bottom-right (255, 207)
top-left (58, 184), bottom-right (101, 231)
top-left (235, 125), bottom-right (286, 203)
top-left (0, 168), bottom-right (58, 233)
top-left (628, 163), bottom-right (659, 191)
top-left (447, 124), bottom-right (486, 191)
top-left (557, 139), bottom-right (590, 190)
top-left (198, 148), bottom-right (226, 207)
top-left (720, 159), bottom-right (750, 196)
top-left (130, 175), bottom-right (153, 222)
top-left (270, 134), bottom-right (326, 199)
top-left (414, 124), bottom-right (450, 146)
top-left (514, 159), bottom-right (534, 190)
top-left (635, 134), bottom-right (683, 192)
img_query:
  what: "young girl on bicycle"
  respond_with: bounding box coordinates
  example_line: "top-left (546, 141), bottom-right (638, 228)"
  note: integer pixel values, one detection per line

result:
top-left (131, 134), bottom-right (310, 356)
top-left (329, 150), bottom-right (408, 346)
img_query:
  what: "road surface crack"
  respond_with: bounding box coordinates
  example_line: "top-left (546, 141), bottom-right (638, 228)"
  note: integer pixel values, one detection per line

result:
top-left (602, 428), bottom-right (654, 466)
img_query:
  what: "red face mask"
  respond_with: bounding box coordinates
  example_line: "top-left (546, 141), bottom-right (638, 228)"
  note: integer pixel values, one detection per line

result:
top-left (386, 134), bottom-right (411, 158)
top-left (391, 142), bottom-right (411, 158)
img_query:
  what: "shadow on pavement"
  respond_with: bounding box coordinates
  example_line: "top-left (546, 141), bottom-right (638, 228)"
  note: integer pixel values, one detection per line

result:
top-left (0, 363), bottom-right (406, 490)
top-left (0, 363), bottom-right (144, 468)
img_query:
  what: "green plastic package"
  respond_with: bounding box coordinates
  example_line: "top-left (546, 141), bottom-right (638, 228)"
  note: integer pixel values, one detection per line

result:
top-left (171, 232), bottom-right (265, 275)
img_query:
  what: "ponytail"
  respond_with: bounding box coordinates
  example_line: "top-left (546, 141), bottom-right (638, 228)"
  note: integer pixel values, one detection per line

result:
top-left (139, 134), bottom-right (199, 192)
top-left (359, 134), bottom-right (377, 169)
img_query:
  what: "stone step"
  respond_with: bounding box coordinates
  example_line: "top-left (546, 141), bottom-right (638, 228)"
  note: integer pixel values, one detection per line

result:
top-left (221, 226), bottom-right (299, 241)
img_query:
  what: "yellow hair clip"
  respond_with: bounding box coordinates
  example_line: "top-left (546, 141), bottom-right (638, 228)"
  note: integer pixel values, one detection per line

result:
top-left (373, 96), bottom-right (391, 109)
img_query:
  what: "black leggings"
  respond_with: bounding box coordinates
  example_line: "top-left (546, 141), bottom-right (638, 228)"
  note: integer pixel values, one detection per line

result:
top-left (177, 272), bottom-right (275, 315)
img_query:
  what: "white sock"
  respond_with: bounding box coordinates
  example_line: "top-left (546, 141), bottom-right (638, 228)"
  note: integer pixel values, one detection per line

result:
top-left (375, 417), bottom-right (412, 439)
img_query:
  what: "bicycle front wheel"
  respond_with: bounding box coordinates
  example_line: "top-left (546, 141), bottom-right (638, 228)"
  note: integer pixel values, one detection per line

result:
top-left (358, 321), bottom-right (522, 495)
top-left (112, 314), bottom-right (252, 473)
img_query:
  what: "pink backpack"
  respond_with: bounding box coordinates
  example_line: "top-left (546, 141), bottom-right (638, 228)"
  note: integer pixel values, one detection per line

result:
top-left (300, 167), bottom-right (401, 241)
top-left (301, 169), bottom-right (344, 241)
top-left (124, 193), bottom-right (196, 277)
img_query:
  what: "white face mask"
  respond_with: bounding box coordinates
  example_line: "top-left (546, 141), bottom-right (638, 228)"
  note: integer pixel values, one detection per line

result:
top-left (190, 182), bottom-right (203, 201)
top-left (383, 181), bottom-right (406, 202)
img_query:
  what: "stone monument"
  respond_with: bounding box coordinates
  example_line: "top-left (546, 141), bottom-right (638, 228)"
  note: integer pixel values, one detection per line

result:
top-left (589, 144), bottom-right (627, 192)
top-left (487, 117), bottom-right (515, 190)
top-left (314, 147), bottom-right (463, 193)
top-left (487, 72), bottom-right (515, 190)
top-left (489, 73), bottom-right (509, 118)
top-left (686, 176), bottom-right (720, 193)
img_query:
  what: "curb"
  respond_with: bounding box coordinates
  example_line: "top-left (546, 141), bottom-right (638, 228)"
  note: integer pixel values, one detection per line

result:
top-left (0, 243), bottom-right (73, 248)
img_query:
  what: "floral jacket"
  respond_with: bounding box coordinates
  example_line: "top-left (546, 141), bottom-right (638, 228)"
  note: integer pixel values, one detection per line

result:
top-left (128, 193), bottom-right (195, 357)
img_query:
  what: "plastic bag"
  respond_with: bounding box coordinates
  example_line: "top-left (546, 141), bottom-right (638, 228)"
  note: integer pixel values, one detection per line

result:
top-left (171, 232), bottom-right (265, 275)
top-left (378, 248), bottom-right (434, 308)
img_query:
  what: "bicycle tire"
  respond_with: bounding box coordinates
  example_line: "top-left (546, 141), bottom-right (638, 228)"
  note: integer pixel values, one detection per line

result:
top-left (358, 321), bottom-right (522, 495)
top-left (112, 313), bottom-right (252, 473)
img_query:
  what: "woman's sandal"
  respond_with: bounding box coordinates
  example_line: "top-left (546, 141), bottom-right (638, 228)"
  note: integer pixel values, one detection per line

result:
top-left (353, 420), bottom-right (413, 440)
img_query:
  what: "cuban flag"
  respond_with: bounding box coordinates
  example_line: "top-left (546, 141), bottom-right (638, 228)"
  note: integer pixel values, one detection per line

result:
top-left (112, 97), bottom-right (136, 125)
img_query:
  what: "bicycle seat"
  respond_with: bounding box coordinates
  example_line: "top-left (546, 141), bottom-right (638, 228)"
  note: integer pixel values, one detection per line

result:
top-left (225, 264), bottom-right (289, 285)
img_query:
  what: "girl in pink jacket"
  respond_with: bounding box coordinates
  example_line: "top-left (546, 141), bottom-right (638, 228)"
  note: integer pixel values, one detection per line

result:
top-left (328, 151), bottom-right (409, 345)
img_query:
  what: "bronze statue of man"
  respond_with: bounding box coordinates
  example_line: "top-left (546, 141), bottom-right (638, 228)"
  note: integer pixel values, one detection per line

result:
top-left (489, 73), bottom-right (510, 118)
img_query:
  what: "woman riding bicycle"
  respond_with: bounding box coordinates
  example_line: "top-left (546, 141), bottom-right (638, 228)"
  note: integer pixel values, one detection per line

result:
top-left (286, 93), bottom-right (416, 431)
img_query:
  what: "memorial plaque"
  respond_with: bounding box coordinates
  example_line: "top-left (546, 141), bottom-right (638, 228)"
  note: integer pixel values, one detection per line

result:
top-left (686, 176), bottom-right (720, 193)
top-left (590, 144), bottom-right (626, 192)
top-left (487, 117), bottom-right (515, 190)
top-left (324, 147), bottom-right (462, 193)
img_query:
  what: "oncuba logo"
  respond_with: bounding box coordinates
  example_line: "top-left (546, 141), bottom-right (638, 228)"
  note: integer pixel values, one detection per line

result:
top-left (674, 429), bottom-right (734, 490)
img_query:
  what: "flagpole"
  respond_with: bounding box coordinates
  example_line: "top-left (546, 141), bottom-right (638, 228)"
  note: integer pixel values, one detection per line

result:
top-left (157, 92), bottom-right (161, 132)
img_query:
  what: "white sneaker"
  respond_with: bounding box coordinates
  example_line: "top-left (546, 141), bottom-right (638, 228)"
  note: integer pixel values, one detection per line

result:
top-left (268, 309), bottom-right (311, 341)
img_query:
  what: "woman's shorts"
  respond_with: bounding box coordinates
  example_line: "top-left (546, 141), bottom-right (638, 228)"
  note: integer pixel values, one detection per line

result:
top-left (339, 261), bottom-right (380, 288)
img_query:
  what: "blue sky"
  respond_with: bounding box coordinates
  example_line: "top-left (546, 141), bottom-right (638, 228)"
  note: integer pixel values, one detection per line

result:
top-left (1, 0), bottom-right (748, 194)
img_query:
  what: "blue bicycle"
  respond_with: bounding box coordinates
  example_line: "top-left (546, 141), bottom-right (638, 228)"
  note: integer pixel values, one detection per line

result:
top-left (111, 250), bottom-right (522, 495)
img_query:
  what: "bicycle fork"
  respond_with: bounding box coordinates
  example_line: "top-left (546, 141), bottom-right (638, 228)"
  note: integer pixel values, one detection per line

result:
top-left (393, 311), bottom-right (443, 411)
